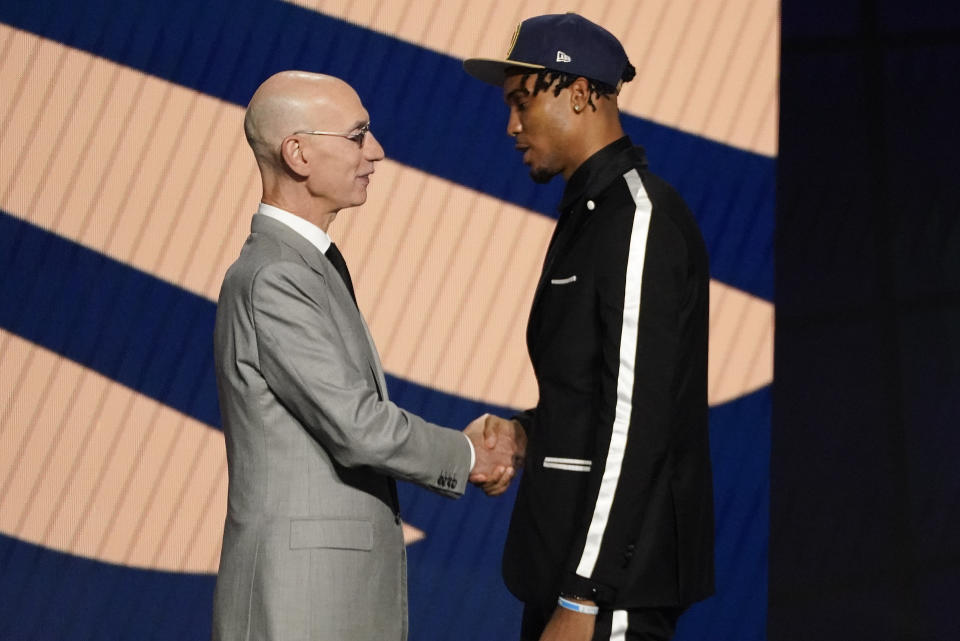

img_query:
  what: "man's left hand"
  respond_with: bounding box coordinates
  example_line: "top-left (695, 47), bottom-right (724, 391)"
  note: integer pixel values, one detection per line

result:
top-left (539, 605), bottom-right (596, 641)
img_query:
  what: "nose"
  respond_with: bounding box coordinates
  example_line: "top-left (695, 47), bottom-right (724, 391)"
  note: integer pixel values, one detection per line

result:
top-left (506, 108), bottom-right (522, 138)
top-left (364, 130), bottom-right (385, 161)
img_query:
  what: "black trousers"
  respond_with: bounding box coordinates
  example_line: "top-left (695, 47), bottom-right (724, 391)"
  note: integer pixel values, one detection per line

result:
top-left (520, 602), bottom-right (682, 641)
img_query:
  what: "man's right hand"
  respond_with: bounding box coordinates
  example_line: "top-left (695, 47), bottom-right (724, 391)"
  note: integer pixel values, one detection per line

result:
top-left (463, 414), bottom-right (527, 496)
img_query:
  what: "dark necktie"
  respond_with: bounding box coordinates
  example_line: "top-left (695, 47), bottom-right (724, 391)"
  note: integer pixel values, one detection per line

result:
top-left (325, 242), bottom-right (357, 306)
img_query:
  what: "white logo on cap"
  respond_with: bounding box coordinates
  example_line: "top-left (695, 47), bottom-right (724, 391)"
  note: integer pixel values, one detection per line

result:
top-left (556, 51), bottom-right (572, 63)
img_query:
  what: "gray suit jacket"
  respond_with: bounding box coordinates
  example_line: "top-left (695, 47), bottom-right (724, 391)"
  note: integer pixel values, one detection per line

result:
top-left (211, 214), bottom-right (472, 641)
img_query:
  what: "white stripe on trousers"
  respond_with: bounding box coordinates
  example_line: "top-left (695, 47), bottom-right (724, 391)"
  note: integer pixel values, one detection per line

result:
top-left (575, 168), bottom-right (652, 578)
top-left (610, 609), bottom-right (629, 641)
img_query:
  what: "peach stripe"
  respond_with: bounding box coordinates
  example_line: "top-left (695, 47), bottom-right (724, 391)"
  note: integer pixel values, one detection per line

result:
top-left (710, 0), bottom-right (778, 144)
top-left (290, 0), bottom-right (779, 156)
top-left (403, 523), bottom-right (426, 545)
top-left (0, 26), bottom-right (771, 413)
top-left (0, 332), bottom-right (429, 571)
top-left (0, 331), bottom-right (226, 572)
top-left (708, 281), bottom-right (774, 404)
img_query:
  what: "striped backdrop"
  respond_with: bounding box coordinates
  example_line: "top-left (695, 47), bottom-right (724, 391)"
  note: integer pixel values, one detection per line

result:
top-left (0, 1), bottom-right (777, 639)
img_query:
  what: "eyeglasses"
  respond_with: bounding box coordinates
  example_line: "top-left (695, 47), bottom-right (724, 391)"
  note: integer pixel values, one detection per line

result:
top-left (292, 122), bottom-right (370, 148)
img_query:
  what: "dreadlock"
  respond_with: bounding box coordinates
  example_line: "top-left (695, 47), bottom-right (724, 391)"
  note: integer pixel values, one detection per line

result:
top-left (519, 62), bottom-right (636, 111)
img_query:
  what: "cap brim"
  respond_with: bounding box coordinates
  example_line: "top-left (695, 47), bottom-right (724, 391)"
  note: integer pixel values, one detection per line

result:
top-left (463, 57), bottom-right (545, 86)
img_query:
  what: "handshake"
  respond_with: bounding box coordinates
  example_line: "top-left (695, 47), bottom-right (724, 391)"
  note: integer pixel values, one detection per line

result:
top-left (463, 414), bottom-right (528, 496)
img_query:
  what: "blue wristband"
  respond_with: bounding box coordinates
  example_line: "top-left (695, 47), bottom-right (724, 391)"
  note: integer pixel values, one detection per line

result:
top-left (557, 596), bottom-right (599, 615)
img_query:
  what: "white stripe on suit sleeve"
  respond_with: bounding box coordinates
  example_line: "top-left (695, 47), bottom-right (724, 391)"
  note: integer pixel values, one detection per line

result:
top-left (575, 168), bottom-right (652, 578)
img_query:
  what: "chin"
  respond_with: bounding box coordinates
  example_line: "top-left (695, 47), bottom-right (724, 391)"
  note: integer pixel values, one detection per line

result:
top-left (351, 190), bottom-right (369, 207)
top-left (530, 167), bottom-right (558, 184)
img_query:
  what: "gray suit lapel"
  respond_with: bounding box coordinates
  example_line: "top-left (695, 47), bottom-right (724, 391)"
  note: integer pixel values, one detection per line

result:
top-left (250, 214), bottom-right (388, 397)
top-left (251, 214), bottom-right (333, 282)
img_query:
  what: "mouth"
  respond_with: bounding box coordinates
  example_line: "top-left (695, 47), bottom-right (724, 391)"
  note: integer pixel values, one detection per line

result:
top-left (515, 144), bottom-right (531, 164)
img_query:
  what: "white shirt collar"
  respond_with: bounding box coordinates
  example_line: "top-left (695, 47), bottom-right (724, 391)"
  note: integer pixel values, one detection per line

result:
top-left (257, 202), bottom-right (332, 255)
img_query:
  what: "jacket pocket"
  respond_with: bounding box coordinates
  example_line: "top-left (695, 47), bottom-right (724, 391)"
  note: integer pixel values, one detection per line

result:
top-left (542, 456), bottom-right (592, 472)
top-left (289, 518), bottom-right (373, 550)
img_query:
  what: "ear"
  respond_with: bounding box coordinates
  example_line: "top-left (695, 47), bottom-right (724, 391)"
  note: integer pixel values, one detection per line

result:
top-left (280, 135), bottom-right (311, 178)
top-left (569, 77), bottom-right (590, 113)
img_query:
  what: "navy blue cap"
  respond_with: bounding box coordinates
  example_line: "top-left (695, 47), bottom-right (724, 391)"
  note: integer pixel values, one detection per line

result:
top-left (463, 13), bottom-right (630, 88)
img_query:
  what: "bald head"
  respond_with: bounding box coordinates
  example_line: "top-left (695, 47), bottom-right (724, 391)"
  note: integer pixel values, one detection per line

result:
top-left (243, 71), bottom-right (385, 228)
top-left (244, 71), bottom-right (360, 170)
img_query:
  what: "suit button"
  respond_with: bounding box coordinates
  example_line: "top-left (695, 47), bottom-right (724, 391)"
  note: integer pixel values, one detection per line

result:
top-left (586, 200), bottom-right (596, 210)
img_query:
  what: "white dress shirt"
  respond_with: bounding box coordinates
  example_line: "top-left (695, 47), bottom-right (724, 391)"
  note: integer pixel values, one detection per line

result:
top-left (257, 202), bottom-right (332, 254)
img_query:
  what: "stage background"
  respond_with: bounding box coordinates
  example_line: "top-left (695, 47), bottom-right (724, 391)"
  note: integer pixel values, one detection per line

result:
top-left (773, 2), bottom-right (960, 640)
top-left (4, 0), bottom-right (780, 639)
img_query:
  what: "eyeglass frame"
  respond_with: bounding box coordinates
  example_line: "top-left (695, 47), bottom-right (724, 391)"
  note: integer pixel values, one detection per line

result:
top-left (290, 122), bottom-right (371, 148)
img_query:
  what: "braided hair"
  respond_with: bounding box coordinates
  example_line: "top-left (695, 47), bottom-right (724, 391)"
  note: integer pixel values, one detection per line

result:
top-left (518, 62), bottom-right (636, 111)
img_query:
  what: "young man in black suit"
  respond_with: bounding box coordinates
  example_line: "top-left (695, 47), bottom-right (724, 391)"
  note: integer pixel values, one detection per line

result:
top-left (464, 13), bottom-right (715, 641)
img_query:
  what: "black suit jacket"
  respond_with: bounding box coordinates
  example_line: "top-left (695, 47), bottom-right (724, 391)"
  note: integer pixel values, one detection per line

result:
top-left (503, 137), bottom-right (714, 610)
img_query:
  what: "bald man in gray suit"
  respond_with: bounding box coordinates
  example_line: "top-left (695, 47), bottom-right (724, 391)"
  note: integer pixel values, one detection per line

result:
top-left (211, 71), bottom-right (519, 641)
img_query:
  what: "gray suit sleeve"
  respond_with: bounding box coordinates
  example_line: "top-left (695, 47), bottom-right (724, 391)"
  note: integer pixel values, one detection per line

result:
top-left (250, 261), bottom-right (471, 498)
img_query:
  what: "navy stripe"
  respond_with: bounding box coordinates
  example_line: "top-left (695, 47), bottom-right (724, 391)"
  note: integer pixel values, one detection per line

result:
top-left (0, 386), bottom-right (770, 641)
top-left (0, 211), bottom-right (515, 430)
top-left (0, 533), bottom-right (216, 640)
top-left (0, 0), bottom-right (773, 300)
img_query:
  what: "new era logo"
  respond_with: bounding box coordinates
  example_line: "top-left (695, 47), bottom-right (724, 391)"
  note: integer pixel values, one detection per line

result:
top-left (556, 50), bottom-right (571, 63)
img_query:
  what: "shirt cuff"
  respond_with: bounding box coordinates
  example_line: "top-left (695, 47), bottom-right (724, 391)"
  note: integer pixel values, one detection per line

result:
top-left (463, 433), bottom-right (475, 470)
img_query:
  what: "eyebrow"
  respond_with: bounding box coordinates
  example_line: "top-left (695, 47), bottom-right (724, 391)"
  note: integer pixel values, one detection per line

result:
top-left (505, 88), bottom-right (530, 103)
